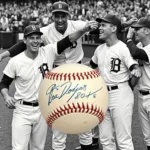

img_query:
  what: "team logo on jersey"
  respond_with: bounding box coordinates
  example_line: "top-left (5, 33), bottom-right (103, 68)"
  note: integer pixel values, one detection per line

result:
top-left (110, 58), bottom-right (121, 73)
top-left (39, 63), bottom-right (49, 78)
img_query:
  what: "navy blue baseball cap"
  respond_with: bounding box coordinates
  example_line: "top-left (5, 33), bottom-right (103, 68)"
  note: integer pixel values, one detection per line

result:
top-left (24, 25), bottom-right (43, 37)
top-left (96, 14), bottom-right (121, 30)
top-left (132, 17), bottom-right (150, 29)
top-left (52, 1), bottom-right (69, 14)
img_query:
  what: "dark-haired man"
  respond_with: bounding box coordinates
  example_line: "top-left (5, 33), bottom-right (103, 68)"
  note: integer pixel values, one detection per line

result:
top-left (0, 20), bottom-right (97, 150)
top-left (85, 14), bottom-right (141, 150)
top-left (127, 16), bottom-right (150, 150)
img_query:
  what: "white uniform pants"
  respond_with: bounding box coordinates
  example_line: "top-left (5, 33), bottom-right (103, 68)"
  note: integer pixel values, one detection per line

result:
top-left (52, 128), bottom-right (92, 150)
top-left (12, 102), bottom-right (48, 150)
top-left (99, 82), bottom-right (134, 150)
top-left (138, 91), bottom-right (150, 146)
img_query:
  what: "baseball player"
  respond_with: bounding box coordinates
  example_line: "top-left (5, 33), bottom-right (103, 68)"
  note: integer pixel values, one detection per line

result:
top-left (126, 16), bottom-right (150, 150)
top-left (75, 17), bottom-right (139, 150)
top-left (0, 2), bottom-right (98, 149)
top-left (75, 125), bottom-right (100, 150)
top-left (84, 14), bottom-right (141, 150)
top-left (0, 6), bottom-right (138, 150)
top-left (0, 21), bottom-right (97, 150)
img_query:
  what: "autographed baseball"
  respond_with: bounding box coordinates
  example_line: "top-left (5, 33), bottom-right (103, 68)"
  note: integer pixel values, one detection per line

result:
top-left (39, 64), bottom-right (108, 134)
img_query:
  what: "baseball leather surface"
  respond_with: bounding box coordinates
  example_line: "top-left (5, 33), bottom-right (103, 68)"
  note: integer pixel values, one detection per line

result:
top-left (38, 64), bottom-right (108, 134)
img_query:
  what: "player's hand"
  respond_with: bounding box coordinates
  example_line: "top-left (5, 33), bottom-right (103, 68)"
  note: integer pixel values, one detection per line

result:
top-left (126, 17), bottom-right (138, 26)
top-left (4, 96), bottom-right (16, 109)
top-left (130, 67), bottom-right (142, 78)
top-left (83, 21), bottom-right (98, 32)
top-left (127, 27), bottom-right (135, 40)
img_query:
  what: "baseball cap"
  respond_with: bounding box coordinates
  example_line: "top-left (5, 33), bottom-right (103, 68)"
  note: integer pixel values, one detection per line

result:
top-left (131, 17), bottom-right (150, 29)
top-left (96, 14), bottom-right (121, 30)
top-left (24, 25), bottom-right (43, 37)
top-left (52, 1), bottom-right (69, 14)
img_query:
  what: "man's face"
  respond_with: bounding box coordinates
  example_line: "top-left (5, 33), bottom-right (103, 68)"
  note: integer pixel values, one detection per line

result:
top-left (53, 12), bottom-right (68, 34)
top-left (134, 27), bottom-right (146, 42)
top-left (98, 21), bottom-right (115, 40)
top-left (24, 33), bottom-right (42, 54)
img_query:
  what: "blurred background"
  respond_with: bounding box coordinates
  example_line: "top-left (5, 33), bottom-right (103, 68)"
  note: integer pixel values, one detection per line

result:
top-left (0, 0), bottom-right (148, 48)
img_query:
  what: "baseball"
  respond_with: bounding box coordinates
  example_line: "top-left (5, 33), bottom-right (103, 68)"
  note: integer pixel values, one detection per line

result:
top-left (38, 64), bottom-right (108, 134)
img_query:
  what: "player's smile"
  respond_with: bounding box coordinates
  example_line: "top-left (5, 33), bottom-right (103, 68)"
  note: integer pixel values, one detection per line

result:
top-left (30, 41), bottom-right (41, 52)
top-left (53, 12), bottom-right (68, 34)
top-left (57, 23), bottom-right (65, 29)
top-left (31, 43), bottom-right (40, 51)
top-left (98, 22), bottom-right (109, 39)
top-left (99, 30), bottom-right (104, 37)
top-left (25, 34), bottom-right (42, 54)
top-left (98, 22), bottom-right (113, 40)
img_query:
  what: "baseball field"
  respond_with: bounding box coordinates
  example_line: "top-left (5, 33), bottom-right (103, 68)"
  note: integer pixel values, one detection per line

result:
top-left (0, 49), bottom-right (147, 150)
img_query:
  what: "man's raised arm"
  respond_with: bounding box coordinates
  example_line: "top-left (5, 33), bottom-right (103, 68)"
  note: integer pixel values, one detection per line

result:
top-left (57, 20), bottom-right (98, 54)
top-left (0, 41), bottom-right (26, 61)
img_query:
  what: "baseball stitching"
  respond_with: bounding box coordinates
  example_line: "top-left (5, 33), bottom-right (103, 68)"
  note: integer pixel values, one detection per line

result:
top-left (46, 102), bottom-right (104, 126)
top-left (45, 69), bottom-right (100, 80)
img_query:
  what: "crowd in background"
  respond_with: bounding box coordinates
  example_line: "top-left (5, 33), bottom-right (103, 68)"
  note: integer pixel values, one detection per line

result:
top-left (0, 0), bottom-right (150, 32)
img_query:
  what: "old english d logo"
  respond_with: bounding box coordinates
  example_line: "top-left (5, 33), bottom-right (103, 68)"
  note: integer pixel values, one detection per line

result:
top-left (31, 25), bottom-right (36, 30)
top-left (58, 4), bottom-right (62, 9)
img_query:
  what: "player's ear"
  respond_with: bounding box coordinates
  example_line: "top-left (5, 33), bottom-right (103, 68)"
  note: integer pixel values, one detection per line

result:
top-left (144, 28), bottom-right (150, 35)
top-left (111, 25), bottom-right (117, 33)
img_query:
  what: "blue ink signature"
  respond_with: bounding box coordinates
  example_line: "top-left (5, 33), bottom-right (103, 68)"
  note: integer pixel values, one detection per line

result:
top-left (46, 81), bottom-right (102, 105)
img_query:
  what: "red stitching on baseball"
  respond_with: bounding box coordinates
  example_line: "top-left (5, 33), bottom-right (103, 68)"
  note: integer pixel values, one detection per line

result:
top-left (45, 70), bottom-right (100, 80)
top-left (46, 102), bottom-right (104, 127)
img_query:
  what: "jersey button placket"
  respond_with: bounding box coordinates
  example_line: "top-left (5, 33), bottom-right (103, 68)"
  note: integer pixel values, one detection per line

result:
top-left (104, 50), bottom-right (109, 82)
top-left (33, 65), bottom-right (38, 101)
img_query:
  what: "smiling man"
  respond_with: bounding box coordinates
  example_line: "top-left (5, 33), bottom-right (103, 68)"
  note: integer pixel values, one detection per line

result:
top-left (84, 14), bottom-right (141, 150)
top-left (0, 1), bottom-right (97, 150)
top-left (126, 16), bottom-right (150, 150)
top-left (0, 21), bottom-right (97, 150)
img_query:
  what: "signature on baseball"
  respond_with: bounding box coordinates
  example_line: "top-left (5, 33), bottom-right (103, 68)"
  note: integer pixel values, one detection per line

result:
top-left (46, 81), bottom-right (102, 105)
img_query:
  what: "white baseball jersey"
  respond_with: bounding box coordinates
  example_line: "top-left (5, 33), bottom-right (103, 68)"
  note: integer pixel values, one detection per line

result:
top-left (135, 41), bottom-right (150, 147)
top-left (92, 40), bottom-right (137, 85)
top-left (136, 43), bottom-right (150, 90)
top-left (40, 20), bottom-right (86, 65)
top-left (3, 43), bottom-right (58, 102)
top-left (93, 40), bottom-right (136, 149)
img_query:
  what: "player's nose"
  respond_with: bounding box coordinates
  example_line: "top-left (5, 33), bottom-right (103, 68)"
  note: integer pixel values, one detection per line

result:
top-left (58, 17), bottom-right (63, 22)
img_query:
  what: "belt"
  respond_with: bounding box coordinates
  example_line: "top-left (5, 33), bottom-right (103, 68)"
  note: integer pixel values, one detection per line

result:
top-left (139, 90), bottom-right (150, 96)
top-left (107, 85), bottom-right (118, 91)
top-left (20, 101), bottom-right (39, 107)
top-left (53, 61), bottom-right (82, 68)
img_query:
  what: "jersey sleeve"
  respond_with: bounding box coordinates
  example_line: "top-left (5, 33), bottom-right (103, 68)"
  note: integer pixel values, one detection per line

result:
top-left (127, 40), bottom-right (149, 62)
top-left (43, 43), bottom-right (58, 57)
top-left (73, 20), bottom-right (86, 30)
top-left (91, 47), bottom-right (99, 65)
top-left (122, 46), bottom-right (138, 69)
top-left (3, 59), bottom-right (16, 79)
top-left (8, 41), bottom-right (26, 57)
